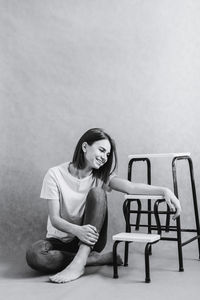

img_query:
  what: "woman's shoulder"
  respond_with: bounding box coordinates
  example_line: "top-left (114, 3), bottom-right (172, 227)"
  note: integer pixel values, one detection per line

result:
top-left (94, 172), bottom-right (117, 192)
top-left (45, 162), bottom-right (69, 177)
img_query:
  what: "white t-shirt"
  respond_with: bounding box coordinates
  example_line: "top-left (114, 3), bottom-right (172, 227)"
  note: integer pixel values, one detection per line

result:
top-left (40, 162), bottom-right (114, 242)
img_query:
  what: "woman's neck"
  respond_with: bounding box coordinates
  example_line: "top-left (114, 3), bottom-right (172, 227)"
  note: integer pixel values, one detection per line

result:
top-left (69, 163), bottom-right (92, 179)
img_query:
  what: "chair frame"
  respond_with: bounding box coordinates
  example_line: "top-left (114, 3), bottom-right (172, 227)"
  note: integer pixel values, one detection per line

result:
top-left (113, 204), bottom-right (161, 283)
top-left (112, 153), bottom-right (200, 283)
top-left (125, 154), bottom-right (200, 271)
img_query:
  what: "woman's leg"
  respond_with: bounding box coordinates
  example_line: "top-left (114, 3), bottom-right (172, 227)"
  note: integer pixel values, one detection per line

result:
top-left (83, 187), bottom-right (108, 252)
top-left (26, 238), bottom-right (79, 273)
top-left (49, 187), bottom-right (108, 283)
top-left (84, 189), bottom-right (122, 267)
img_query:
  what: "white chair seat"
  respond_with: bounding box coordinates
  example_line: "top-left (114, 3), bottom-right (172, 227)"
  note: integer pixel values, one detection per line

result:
top-left (113, 232), bottom-right (160, 243)
top-left (124, 194), bottom-right (164, 200)
top-left (128, 152), bottom-right (190, 159)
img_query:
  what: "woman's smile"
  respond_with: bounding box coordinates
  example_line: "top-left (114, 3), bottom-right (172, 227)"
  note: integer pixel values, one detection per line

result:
top-left (83, 139), bottom-right (111, 170)
top-left (95, 157), bottom-right (105, 167)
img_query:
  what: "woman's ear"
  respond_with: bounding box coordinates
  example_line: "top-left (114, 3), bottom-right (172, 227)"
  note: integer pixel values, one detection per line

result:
top-left (82, 142), bottom-right (88, 153)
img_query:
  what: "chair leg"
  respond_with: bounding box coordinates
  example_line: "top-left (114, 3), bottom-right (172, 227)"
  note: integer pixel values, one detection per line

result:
top-left (188, 157), bottom-right (200, 259)
top-left (172, 159), bottom-right (184, 272)
top-left (145, 243), bottom-right (151, 283)
top-left (124, 241), bottom-right (129, 266)
top-left (176, 217), bottom-right (184, 271)
top-left (135, 199), bottom-right (142, 230)
top-left (113, 241), bottom-right (121, 278)
top-left (165, 205), bottom-right (171, 232)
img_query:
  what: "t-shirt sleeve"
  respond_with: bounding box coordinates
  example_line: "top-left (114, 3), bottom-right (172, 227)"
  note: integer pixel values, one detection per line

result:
top-left (40, 169), bottom-right (59, 200)
top-left (103, 172), bottom-right (117, 192)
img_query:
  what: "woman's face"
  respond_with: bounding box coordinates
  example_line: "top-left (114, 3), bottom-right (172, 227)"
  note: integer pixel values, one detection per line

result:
top-left (83, 139), bottom-right (111, 170)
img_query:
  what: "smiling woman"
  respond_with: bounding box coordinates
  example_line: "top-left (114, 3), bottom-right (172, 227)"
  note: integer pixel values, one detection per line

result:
top-left (26, 128), bottom-right (181, 284)
top-left (71, 128), bottom-right (117, 184)
top-left (83, 140), bottom-right (111, 168)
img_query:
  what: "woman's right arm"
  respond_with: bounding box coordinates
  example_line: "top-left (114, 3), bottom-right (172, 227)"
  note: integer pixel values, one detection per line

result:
top-left (47, 199), bottom-right (99, 246)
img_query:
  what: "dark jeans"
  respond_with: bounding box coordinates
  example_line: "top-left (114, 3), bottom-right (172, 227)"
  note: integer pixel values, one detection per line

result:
top-left (26, 187), bottom-right (108, 273)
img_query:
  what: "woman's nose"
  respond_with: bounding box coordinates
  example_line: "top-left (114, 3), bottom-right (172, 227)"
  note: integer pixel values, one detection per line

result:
top-left (101, 153), bottom-right (107, 162)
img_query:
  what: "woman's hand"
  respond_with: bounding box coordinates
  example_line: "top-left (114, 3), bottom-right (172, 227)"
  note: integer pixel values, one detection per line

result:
top-left (163, 188), bottom-right (182, 220)
top-left (74, 224), bottom-right (99, 246)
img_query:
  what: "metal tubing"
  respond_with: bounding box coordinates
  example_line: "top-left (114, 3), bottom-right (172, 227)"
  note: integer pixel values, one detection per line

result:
top-left (172, 157), bottom-right (184, 271)
top-left (160, 237), bottom-right (177, 241)
top-left (128, 224), bottom-right (199, 233)
top-left (127, 158), bottom-right (153, 262)
top-left (123, 199), bottom-right (131, 265)
top-left (154, 199), bottom-right (165, 234)
top-left (124, 199), bottom-right (142, 231)
top-left (124, 241), bottom-right (132, 266)
top-left (146, 159), bottom-right (152, 253)
top-left (144, 240), bottom-right (160, 283)
top-left (129, 210), bottom-right (174, 214)
top-left (187, 157), bottom-right (200, 258)
top-left (145, 243), bottom-right (151, 283)
top-left (128, 158), bottom-right (152, 234)
top-left (135, 199), bottom-right (142, 230)
top-left (123, 199), bottom-right (130, 232)
top-left (182, 235), bottom-right (200, 247)
top-left (126, 155), bottom-right (200, 276)
top-left (165, 205), bottom-right (171, 232)
top-left (113, 241), bottom-right (121, 278)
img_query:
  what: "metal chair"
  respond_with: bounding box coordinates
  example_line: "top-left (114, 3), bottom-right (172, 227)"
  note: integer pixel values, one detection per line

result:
top-left (112, 153), bottom-right (200, 282)
top-left (113, 195), bottom-right (162, 283)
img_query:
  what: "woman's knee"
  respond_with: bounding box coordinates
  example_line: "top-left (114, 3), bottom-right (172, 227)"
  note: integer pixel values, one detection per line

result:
top-left (87, 187), bottom-right (107, 204)
top-left (26, 239), bottom-right (52, 272)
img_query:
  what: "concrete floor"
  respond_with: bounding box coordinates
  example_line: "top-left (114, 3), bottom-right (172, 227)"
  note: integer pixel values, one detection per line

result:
top-left (1, 241), bottom-right (200, 300)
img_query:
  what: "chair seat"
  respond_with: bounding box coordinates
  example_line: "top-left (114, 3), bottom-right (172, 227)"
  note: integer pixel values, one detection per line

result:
top-left (128, 152), bottom-right (190, 159)
top-left (113, 232), bottom-right (160, 243)
top-left (124, 194), bottom-right (164, 200)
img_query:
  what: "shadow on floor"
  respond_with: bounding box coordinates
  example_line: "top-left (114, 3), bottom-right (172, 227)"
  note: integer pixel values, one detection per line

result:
top-left (0, 254), bottom-right (45, 279)
top-left (0, 254), bottom-right (107, 280)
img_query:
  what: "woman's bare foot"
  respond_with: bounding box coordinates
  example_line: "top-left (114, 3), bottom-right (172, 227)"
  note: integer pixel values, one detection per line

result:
top-left (49, 244), bottom-right (90, 284)
top-left (49, 245), bottom-right (123, 284)
top-left (87, 251), bottom-right (123, 266)
top-left (49, 261), bottom-right (84, 284)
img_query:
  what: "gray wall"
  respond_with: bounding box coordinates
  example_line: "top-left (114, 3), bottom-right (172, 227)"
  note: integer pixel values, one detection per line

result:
top-left (1, 0), bottom-right (200, 258)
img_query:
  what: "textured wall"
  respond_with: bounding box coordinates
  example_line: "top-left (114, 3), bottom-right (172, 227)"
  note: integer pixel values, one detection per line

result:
top-left (1, 0), bottom-right (200, 258)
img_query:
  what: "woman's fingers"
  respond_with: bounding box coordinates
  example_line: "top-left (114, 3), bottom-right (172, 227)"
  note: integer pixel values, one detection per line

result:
top-left (172, 206), bottom-right (181, 220)
top-left (79, 225), bottom-right (99, 244)
top-left (86, 225), bottom-right (99, 237)
top-left (164, 189), bottom-right (182, 220)
top-left (172, 202), bottom-right (182, 220)
top-left (88, 225), bottom-right (99, 234)
top-left (171, 195), bottom-right (182, 219)
top-left (84, 234), bottom-right (98, 245)
top-left (165, 194), bottom-right (174, 211)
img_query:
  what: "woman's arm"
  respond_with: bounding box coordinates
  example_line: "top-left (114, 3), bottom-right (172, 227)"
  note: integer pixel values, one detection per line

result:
top-left (109, 176), bottom-right (182, 220)
top-left (47, 199), bottom-right (99, 246)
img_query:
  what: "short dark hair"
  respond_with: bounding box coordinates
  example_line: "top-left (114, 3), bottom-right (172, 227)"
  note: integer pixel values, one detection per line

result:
top-left (72, 128), bottom-right (117, 183)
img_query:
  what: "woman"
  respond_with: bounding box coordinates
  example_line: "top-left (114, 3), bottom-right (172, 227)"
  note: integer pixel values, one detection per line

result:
top-left (26, 128), bottom-right (181, 283)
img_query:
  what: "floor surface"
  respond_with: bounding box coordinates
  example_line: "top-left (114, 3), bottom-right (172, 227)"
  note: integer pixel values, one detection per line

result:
top-left (1, 241), bottom-right (200, 300)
